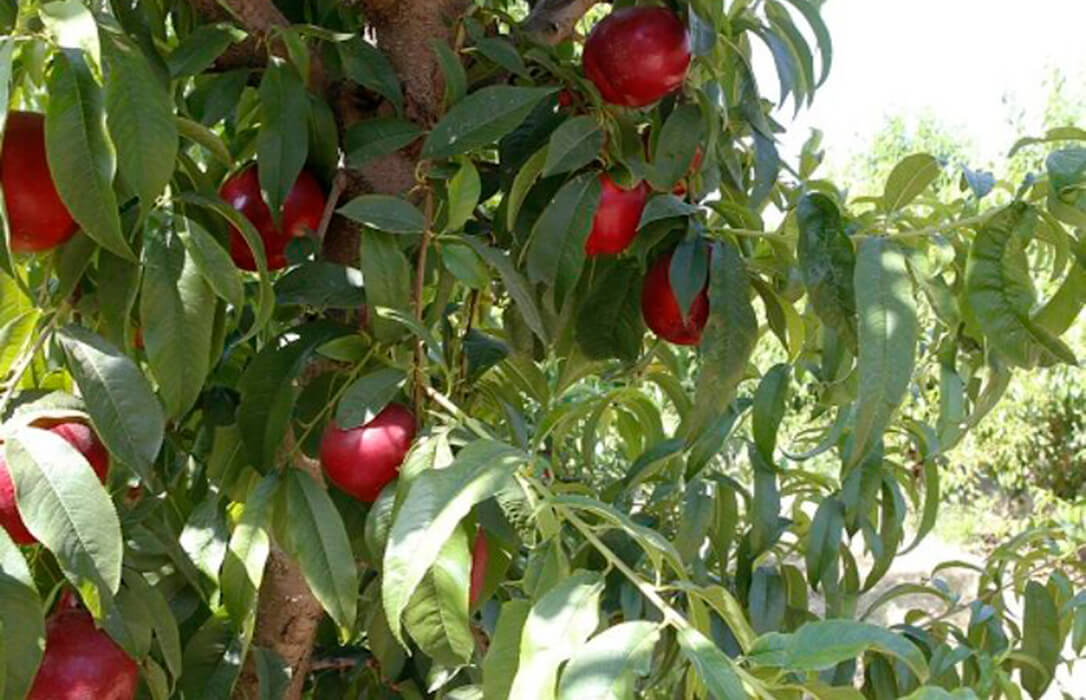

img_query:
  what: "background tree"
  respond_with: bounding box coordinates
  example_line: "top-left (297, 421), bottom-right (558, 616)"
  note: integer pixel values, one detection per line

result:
top-left (0, 1), bottom-right (1083, 699)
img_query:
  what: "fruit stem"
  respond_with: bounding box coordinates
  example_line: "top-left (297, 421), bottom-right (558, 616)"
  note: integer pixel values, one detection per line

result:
top-left (0, 310), bottom-right (62, 418)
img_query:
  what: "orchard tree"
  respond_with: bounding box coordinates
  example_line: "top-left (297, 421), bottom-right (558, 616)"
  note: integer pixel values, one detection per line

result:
top-left (0, 0), bottom-right (1084, 698)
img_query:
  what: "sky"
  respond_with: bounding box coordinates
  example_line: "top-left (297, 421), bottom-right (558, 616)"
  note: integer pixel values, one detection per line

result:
top-left (756, 0), bottom-right (1086, 166)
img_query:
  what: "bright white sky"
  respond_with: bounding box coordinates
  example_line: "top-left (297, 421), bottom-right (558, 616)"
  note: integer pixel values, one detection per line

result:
top-left (758, 0), bottom-right (1086, 166)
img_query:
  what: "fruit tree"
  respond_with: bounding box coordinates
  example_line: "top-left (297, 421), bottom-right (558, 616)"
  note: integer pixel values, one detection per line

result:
top-left (0, 0), bottom-right (1083, 698)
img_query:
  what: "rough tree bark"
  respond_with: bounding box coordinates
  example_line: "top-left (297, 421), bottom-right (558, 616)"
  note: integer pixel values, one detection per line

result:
top-left (184, 0), bottom-right (599, 696)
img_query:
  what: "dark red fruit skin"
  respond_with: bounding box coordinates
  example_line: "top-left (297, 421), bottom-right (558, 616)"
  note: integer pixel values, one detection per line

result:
top-left (28, 608), bottom-right (139, 700)
top-left (469, 529), bottom-right (489, 608)
top-left (582, 7), bottom-right (691, 108)
top-left (672, 147), bottom-right (705, 197)
top-left (585, 174), bottom-right (650, 256)
top-left (641, 251), bottom-right (709, 346)
top-left (320, 403), bottom-right (417, 503)
top-left (557, 89), bottom-right (575, 108)
top-left (0, 422), bottom-right (109, 545)
top-left (219, 164), bottom-right (326, 271)
top-left (0, 112), bottom-right (78, 253)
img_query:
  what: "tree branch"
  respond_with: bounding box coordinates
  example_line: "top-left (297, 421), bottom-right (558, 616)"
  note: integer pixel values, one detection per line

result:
top-left (521, 0), bottom-right (602, 45)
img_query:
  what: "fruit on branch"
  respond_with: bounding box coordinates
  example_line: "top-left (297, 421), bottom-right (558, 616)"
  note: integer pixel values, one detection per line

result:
top-left (672, 146), bottom-right (704, 197)
top-left (219, 164), bottom-right (326, 271)
top-left (0, 422), bottom-right (110, 545)
top-left (582, 7), bottom-right (691, 107)
top-left (469, 528), bottom-right (489, 608)
top-left (27, 607), bottom-right (139, 700)
top-left (641, 251), bottom-right (708, 346)
top-left (0, 111), bottom-right (78, 253)
top-left (320, 403), bottom-right (417, 503)
top-left (585, 173), bottom-right (650, 256)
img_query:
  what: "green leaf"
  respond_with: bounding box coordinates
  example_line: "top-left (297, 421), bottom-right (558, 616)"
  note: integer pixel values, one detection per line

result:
top-left (752, 363), bottom-right (790, 464)
top-left (382, 440), bottom-right (524, 645)
top-left (5, 428), bottom-right (123, 605)
top-left (575, 259), bottom-right (645, 362)
top-left (403, 524), bottom-right (474, 666)
top-left (236, 322), bottom-right (348, 466)
top-left (966, 203), bottom-right (1077, 367)
top-left (483, 600), bottom-right (532, 699)
top-left (56, 325), bottom-right (164, 484)
top-left (882, 153), bottom-right (941, 212)
top-left (0, 310), bottom-right (40, 381)
top-left (282, 470), bottom-right (359, 642)
top-left (526, 172), bottom-right (601, 308)
top-left (179, 494), bottom-right (229, 594)
top-left (103, 32), bottom-right (177, 215)
top-left (339, 194), bottom-right (426, 233)
top-left (46, 49), bottom-right (133, 260)
top-left (176, 116), bottom-right (233, 167)
top-left (122, 569), bottom-right (182, 678)
top-left (221, 474), bottom-right (278, 628)
top-left (0, 528), bottom-right (44, 700)
top-left (176, 216), bottom-right (244, 309)
top-left (358, 229), bottom-right (412, 342)
top-left (441, 241), bottom-right (489, 289)
top-left (345, 118), bottom-right (422, 167)
top-left (557, 621), bottom-right (660, 700)
top-left (1008, 126), bottom-right (1086, 157)
top-left (749, 619), bottom-right (929, 681)
top-left (40, 0), bottom-right (100, 73)
top-left (805, 496), bottom-right (844, 590)
top-left (796, 194), bottom-right (857, 347)
top-left (335, 368), bottom-right (406, 429)
top-left (446, 159), bottom-right (481, 232)
top-left (687, 240), bottom-right (757, 438)
top-left (508, 571), bottom-right (604, 699)
top-left (638, 194), bottom-right (698, 230)
top-left (677, 626), bottom-right (746, 699)
top-left (1021, 581), bottom-right (1060, 697)
top-left (780, 0), bottom-right (832, 85)
top-left (431, 40), bottom-right (466, 108)
top-left (180, 612), bottom-right (245, 698)
top-left (475, 37), bottom-right (529, 78)
top-left (543, 116), bottom-right (604, 177)
top-left (140, 224), bottom-right (216, 418)
top-left (258, 58), bottom-right (310, 227)
top-left (465, 237), bottom-right (548, 343)
top-left (651, 103), bottom-right (703, 190)
top-left (669, 235), bottom-right (709, 322)
top-left (275, 261), bottom-right (365, 309)
top-left (506, 145), bottom-right (548, 231)
top-left (338, 38), bottom-right (403, 114)
top-left (851, 238), bottom-right (918, 462)
top-left (167, 23), bottom-right (246, 77)
top-left (422, 86), bottom-right (557, 159)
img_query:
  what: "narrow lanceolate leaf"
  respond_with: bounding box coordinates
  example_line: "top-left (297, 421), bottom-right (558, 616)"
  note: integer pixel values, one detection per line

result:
top-left (651, 104), bottom-right (703, 190)
top-left (805, 496), bottom-right (844, 590)
top-left (222, 474), bottom-right (278, 629)
top-left (103, 33), bottom-right (177, 214)
top-left (446, 159), bottom-right (481, 232)
top-left (422, 86), bottom-right (557, 159)
top-left (796, 194), bottom-right (857, 347)
top-left (483, 600), bottom-right (532, 699)
top-left (557, 621), bottom-right (660, 700)
top-left (383, 440), bottom-right (525, 644)
top-left (339, 194), bottom-right (426, 234)
top-left (56, 325), bottom-right (165, 484)
top-left (965, 203), bottom-right (1077, 367)
top-left (5, 428), bottom-right (123, 601)
top-left (575, 260), bottom-right (645, 362)
top-left (122, 569), bottom-right (182, 678)
top-left (176, 216), bottom-right (244, 309)
top-left (882, 153), bottom-right (941, 212)
top-left (257, 58), bottom-right (309, 226)
top-left (687, 240), bottom-right (757, 438)
top-left (141, 226), bottom-right (216, 418)
top-left (851, 238), bottom-right (917, 463)
top-left (508, 571), bottom-right (604, 700)
top-left (638, 194), bottom-right (698, 229)
top-left (1021, 581), bottom-right (1060, 697)
top-left (344, 118), bottom-right (422, 167)
top-left (403, 525), bottom-right (474, 667)
top-left (465, 237), bottom-right (548, 343)
top-left (677, 626), bottom-right (746, 699)
top-left (752, 364), bottom-right (791, 464)
top-left (359, 229), bottom-right (412, 342)
top-left (40, 0), bottom-right (100, 73)
top-left (748, 619), bottom-right (929, 681)
top-left (506, 145), bottom-right (548, 230)
top-left (543, 116), bottom-right (604, 177)
top-left (284, 470), bottom-right (359, 642)
top-left (46, 49), bottom-right (133, 260)
top-left (167, 23), bottom-right (247, 78)
top-left (0, 528), bottom-right (45, 700)
top-left (335, 368), bottom-right (406, 429)
top-left (337, 37), bottom-right (403, 114)
top-left (526, 173), bottom-right (601, 309)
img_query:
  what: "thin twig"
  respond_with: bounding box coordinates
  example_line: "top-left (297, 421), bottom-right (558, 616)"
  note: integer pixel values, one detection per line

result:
top-left (412, 187), bottom-right (435, 415)
top-left (315, 170), bottom-right (348, 245)
top-left (309, 657), bottom-right (360, 672)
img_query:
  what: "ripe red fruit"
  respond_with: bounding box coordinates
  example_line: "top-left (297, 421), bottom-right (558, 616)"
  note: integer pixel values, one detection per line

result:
top-left (673, 147), bottom-right (705, 197)
top-left (0, 112), bottom-right (78, 253)
top-left (469, 528), bottom-right (489, 608)
top-left (557, 89), bottom-right (575, 108)
top-left (582, 7), bottom-right (691, 108)
top-left (28, 608), bottom-right (138, 700)
top-left (641, 251), bottom-right (709, 346)
top-left (585, 174), bottom-right (650, 256)
top-left (219, 164), bottom-right (326, 271)
top-left (0, 422), bottom-right (109, 545)
top-left (320, 403), bottom-right (417, 503)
